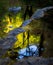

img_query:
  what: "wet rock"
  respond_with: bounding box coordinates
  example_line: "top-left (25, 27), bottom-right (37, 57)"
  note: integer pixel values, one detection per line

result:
top-left (0, 57), bottom-right (11, 65)
top-left (13, 57), bottom-right (53, 65)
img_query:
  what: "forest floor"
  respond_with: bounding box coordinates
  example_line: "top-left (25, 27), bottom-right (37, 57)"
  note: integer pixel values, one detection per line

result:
top-left (0, 56), bottom-right (53, 65)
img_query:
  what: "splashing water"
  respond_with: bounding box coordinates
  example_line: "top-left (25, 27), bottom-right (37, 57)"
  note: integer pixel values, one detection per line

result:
top-left (21, 19), bottom-right (32, 27)
top-left (18, 45), bottom-right (38, 59)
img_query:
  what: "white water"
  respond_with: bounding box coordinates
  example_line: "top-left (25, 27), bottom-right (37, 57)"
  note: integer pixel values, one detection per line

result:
top-left (18, 45), bottom-right (38, 59)
top-left (8, 6), bottom-right (21, 14)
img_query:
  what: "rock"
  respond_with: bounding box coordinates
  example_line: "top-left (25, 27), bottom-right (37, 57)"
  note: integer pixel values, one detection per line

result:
top-left (13, 57), bottom-right (53, 65)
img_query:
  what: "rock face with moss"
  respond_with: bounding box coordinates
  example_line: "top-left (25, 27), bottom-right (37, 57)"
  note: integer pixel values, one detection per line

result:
top-left (42, 9), bottom-right (53, 57)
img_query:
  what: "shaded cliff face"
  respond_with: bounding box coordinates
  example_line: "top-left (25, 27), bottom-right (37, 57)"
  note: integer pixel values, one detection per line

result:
top-left (41, 9), bottom-right (53, 57)
top-left (42, 9), bottom-right (53, 29)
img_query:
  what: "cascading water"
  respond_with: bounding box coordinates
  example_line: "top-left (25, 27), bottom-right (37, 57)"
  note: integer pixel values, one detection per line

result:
top-left (0, 6), bottom-right (53, 58)
top-left (21, 6), bottom-right (53, 27)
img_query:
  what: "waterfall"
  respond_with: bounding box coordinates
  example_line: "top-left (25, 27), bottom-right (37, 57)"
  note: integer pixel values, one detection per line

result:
top-left (0, 6), bottom-right (53, 57)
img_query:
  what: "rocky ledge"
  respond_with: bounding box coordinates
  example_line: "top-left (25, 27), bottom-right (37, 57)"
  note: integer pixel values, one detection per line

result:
top-left (0, 57), bottom-right (53, 65)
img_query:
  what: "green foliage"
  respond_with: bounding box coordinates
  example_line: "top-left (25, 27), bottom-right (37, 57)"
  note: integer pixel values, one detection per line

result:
top-left (0, 4), bottom-right (8, 38)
